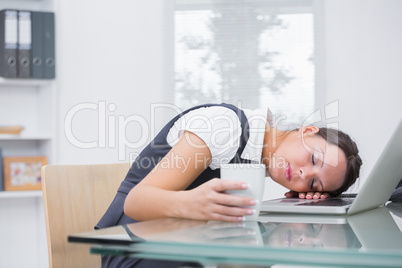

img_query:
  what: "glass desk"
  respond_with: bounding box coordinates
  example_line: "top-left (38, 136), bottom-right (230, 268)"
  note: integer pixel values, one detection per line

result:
top-left (69, 204), bottom-right (402, 267)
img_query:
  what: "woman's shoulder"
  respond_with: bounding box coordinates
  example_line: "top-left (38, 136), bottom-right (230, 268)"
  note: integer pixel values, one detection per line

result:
top-left (185, 104), bottom-right (241, 118)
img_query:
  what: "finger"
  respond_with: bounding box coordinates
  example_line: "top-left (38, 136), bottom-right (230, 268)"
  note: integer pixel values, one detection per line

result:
top-left (216, 191), bottom-right (257, 207)
top-left (206, 221), bottom-right (241, 229)
top-left (305, 192), bottom-right (314, 199)
top-left (284, 192), bottom-right (293, 198)
top-left (211, 213), bottom-right (246, 222)
top-left (208, 205), bottom-right (254, 222)
top-left (299, 192), bottom-right (306, 199)
top-left (211, 178), bottom-right (248, 192)
top-left (215, 205), bottom-right (255, 218)
top-left (285, 190), bottom-right (297, 198)
top-left (320, 193), bottom-right (330, 199)
top-left (313, 192), bottom-right (322, 199)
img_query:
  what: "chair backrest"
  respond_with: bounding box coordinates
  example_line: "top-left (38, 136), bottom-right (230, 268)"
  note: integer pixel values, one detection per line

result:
top-left (42, 163), bottom-right (130, 268)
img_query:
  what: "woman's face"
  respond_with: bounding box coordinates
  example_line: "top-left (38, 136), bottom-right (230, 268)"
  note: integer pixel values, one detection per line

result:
top-left (267, 126), bottom-right (347, 193)
top-left (268, 223), bottom-right (349, 249)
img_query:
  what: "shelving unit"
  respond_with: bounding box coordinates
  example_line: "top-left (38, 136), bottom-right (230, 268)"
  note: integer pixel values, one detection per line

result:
top-left (0, 190), bottom-right (42, 198)
top-left (0, 77), bottom-right (53, 86)
top-left (1, 0), bottom-right (56, 267)
top-left (0, 79), bottom-right (56, 159)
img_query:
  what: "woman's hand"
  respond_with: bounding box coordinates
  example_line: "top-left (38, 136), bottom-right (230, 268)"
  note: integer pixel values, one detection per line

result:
top-left (284, 190), bottom-right (329, 199)
top-left (176, 178), bottom-right (257, 222)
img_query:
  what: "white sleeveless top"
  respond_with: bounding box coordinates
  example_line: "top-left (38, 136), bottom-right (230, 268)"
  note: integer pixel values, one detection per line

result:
top-left (166, 106), bottom-right (271, 169)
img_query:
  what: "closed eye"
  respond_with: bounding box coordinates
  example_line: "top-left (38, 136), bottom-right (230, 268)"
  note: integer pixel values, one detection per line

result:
top-left (311, 153), bottom-right (315, 165)
top-left (310, 178), bottom-right (316, 190)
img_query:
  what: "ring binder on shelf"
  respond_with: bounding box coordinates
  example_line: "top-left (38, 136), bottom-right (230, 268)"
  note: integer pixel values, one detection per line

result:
top-left (18, 11), bottom-right (32, 78)
top-left (43, 12), bottom-right (55, 79)
top-left (0, 10), bottom-right (18, 78)
top-left (31, 11), bottom-right (44, 79)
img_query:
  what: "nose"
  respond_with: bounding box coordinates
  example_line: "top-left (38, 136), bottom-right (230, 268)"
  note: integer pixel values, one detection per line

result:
top-left (299, 166), bottom-right (315, 180)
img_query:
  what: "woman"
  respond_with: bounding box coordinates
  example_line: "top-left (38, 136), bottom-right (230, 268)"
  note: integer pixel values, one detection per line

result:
top-left (97, 103), bottom-right (362, 227)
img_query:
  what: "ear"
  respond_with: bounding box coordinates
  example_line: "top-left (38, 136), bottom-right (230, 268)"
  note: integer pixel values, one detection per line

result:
top-left (299, 125), bottom-right (319, 135)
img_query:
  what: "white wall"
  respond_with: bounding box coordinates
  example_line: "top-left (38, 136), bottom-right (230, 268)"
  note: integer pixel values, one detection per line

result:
top-left (324, 0), bottom-right (402, 188)
top-left (56, 0), bottom-right (172, 165)
top-left (55, 0), bottom-right (402, 196)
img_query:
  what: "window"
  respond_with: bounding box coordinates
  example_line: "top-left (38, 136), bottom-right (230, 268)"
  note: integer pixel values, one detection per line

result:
top-left (173, 0), bottom-right (317, 124)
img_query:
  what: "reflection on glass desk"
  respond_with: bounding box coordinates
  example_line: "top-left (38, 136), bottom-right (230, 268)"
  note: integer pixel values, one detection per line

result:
top-left (69, 205), bottom-right (402, 267)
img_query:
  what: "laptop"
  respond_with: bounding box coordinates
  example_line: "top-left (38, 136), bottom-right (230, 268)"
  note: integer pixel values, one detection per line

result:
top-left (260, 119), bottom-right (402, 215)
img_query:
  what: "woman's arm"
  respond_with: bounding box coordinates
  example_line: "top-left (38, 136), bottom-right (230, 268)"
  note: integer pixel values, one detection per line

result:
top-left (124, 131), bottom-right (256, 222)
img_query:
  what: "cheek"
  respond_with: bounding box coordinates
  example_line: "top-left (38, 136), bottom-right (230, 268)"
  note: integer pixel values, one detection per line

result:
top-left (275, 143), bottom-right (307, 166)
top-left (269, 154), bottom-right (287, 169)
top-left (268, 165), bottom-right (279, 181)
top-left (268, 155), bottom-right (286, 179)
top-left (288, 179), bottom-right (311, 193)
top-left (291, 185), bottom-right (309, 193)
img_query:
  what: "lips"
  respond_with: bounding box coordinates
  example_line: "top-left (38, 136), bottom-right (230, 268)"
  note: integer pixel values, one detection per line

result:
top-left (286, 163), bottom-right (292, 181)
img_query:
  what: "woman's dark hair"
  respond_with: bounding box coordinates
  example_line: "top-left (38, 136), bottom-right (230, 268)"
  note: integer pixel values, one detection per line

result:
top-left (315, 128), bottom-right (362, 197)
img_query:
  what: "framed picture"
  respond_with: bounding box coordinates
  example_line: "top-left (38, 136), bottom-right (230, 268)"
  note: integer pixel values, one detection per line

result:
top-left (3, 156), bottom-right (47, 191)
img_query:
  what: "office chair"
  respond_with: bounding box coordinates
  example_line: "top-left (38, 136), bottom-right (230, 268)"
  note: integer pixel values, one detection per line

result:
top-left (41, 163), bottom-right (130, 268)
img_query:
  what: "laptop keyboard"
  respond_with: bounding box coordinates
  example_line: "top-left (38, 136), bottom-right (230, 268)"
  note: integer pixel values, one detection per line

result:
top-left (296, 198), bottom-right (355, 207)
